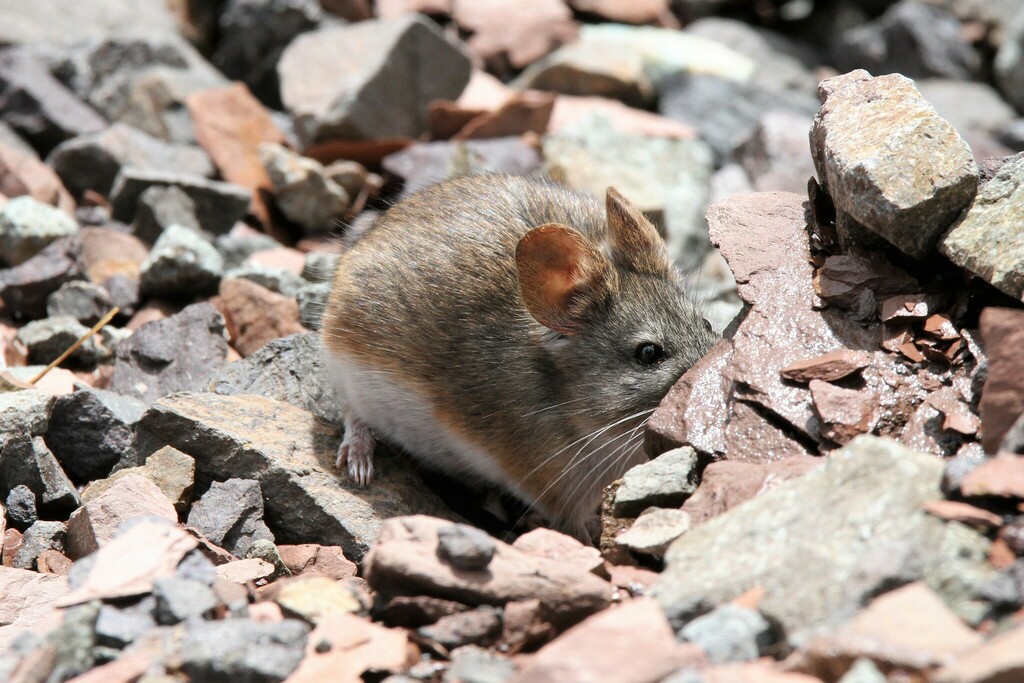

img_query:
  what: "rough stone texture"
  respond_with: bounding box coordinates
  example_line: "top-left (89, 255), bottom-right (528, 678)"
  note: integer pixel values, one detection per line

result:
top-left (810, 379), bottom-right (877, 445)
top-left (437, 523), bottom-right (497, 571)
top-left (918, 79), bottom-right (1017, 141)
top-left (0, 434), bottom-right (79, 517)
top-left (140, 224), bottom-right (224, 299)
top-left (613, 446), bottom-right (699, 517)
top-left (79, 225), bottom-right (149, 285)
top-left (15, 315), bottom-right (100, 365)
top-left (277, 544), bottom-right (357, 580)
top-left (217, 278), bottom-right (306, 357)
top-left (0, 196), bottom-right (79, 267)
top-left (12, 520), bottom-right (66, 570)
top-left (810, 70), bottom-right (978, 258)
top-left (654, 436), bottom-right (992, 646)
top-left (0, 142), bottom-right (75, 213)
top-left (285, 612), bottom-right (409, 682)
top-left (735, 110), bottom-right (817, 195)
top-left (513, 41), bottom-right (653, 108)
top-left (187, 478), bottom-right (275, 557)
top-left (132, 184), bottom-right (202, 244)
top-left (65, 474), bottom-right (177, 559)
top-left (940, 156), bottom-right (1024, 302)
top-left (46, 123), bottom-right (214, 200)
top-left (680, 604), bottom-right (774, 664)
top-left (418, 606), bottom-right (503, 649)
top-left (297, 283), bottom-right (329, 331)
top-left (46, 281), bottom-right (113, 326)
top-left (977, 308), bottom-right (1024, 453)
top-left (780, 350), bottom-right (872, 384)
top-left (109, 168), bottom-right (251, 235)
top-left (365, 516), bottom-right (612, 628)
top-left (271, 575), bottom-right (362, 623)
top-left (0, 390), bottom-right (54, 451)
top-left (170, 617), bottom-right (309, 682)
top-left (216, 232), bottom-right (280, 272)
top-left (152, 576), bottom-right (218, 624)
top-left (615, 508), bottom-right (691, 556)
top-left (81, 445), bottom-right (195, 517)
top-left (5, 485), bottom-right (36, 530)
top-left (0, 234), bottom-right (85, 319)
top-left (278, 15), bottom-right (471, 145)
top-left (135, 393), bottom-right (458, 561)
top-left (260, 143), bottom-right (349, 233)
top-left (109, 302), bottom-right (230, 406)
top-left (94, 598), bottom-right (157, 649)
top-left (960, 454), bottom-right (1024, 498)
top-left (0, 566), bottom-right (68, 652)
top-left (934, 625), bottom-right (1024, 683)
top-left (44, 388), bottom-right (142, 483)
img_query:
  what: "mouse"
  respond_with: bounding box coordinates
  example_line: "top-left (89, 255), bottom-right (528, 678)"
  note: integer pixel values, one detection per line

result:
top-left (321, 174), bottom-right (716, 540)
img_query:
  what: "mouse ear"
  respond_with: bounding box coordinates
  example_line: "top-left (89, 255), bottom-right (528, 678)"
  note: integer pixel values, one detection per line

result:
top-left (606, 187), bottom-right (670, 273)
top-left (516, 224), bottom-right (612, 335)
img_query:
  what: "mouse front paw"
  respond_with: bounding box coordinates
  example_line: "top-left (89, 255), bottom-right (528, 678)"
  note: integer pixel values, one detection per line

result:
top-left (336, 417), bottom-right (375, 487)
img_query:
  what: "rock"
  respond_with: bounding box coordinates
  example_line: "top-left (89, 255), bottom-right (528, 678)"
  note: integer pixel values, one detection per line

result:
top-left (81, 445), bottom-right (194, 517)
top-left (153, 576), bottom-right (219, 624)
top-left (437, 523), bottom-right (496, 571)
top-left (445, 645), bottom-right (516, 683)
top-left (0, 0), bottom-right (179, 47)
top-left (297, 283), bottom-right (329, 331)
top-left (216, 557), bottom-right (276, 584)
top-left (0, 389), bottom-right (54, 450)
top-left (94, 598), bottom-right (157, 649)
top-left (923, 500), bottom-right (1002, 529)
top-left (132, 184), bottom-right (202, 245)
top-left (419, 606), bottom-right (503, 649)
top-left (653, 436), bottom-right (993, 646)
top-left (278, 15), bottom-right (471, 145)
top-left (65, 474), bottom-right (177, 559)
top-left (511, 528), bottom-right (603, 575)
top-left (45, 388), bottom-right (143, 483)
top-left (286, 613), bottom-right (409, 682)
top-left (616, 508), bottom-right (691, 556)
top-left (780, 350), bottom-right (872, 384)
top-left (567, 0), bottom-right (669, 23)
top-left (260, 143), bottom-right (350, 233)
top-left (187, 478), bottom-right (275, 557)
top-left (918, 80), bottom-right (1017, 142)
top-left (934, 624), bottom-right (1024, 683)
top-left (680, 604), bottom-right (774, 664)
top-left (117, 64), bottom-right (224, 145)
top-left (810, 379), bottom-right (877, 445)
top-left (452, 0), bottom-right (577, 72)
top-left (382, 137), bottom-right (543, 197)
top-left (378, 595), bottom-right (469, 628)
top-left (140, 224), bottom-right (223, 298)
top-left (810, 70), bottom-right (978, 258)
top-left (613, 446), bottom-right (699, 518)
top-left (217, 278), bottom-right (306, 357)
top-left (508, 597), bottom-right (694, 683)
top-left (977, 308), bottom-right (1024, 452)
top-left (109, 168), bottom-right (251, 235)
top-left (0, 235), bottom-right (85, 319)
top-left (271, 575), bottom-right (362, 623)
top-left (12, 520), bottom-right (66, 570)
top-left (80, 225), bottom-right (149, 285)
top-left (5, 485), bottom-right (36, 530)
top-left (995, 10), bottom-right (1024, 112)
top-left (513, 41), bottom-right (653, 107)
top-left (832, 1), bottom-right (980, 80)
top-left (0, 196), bottom-right (79, 267)
top-left (0, 566), bottom-right (68, 652)
top-left (170, 617), bottom-right (309, 682)
top-left (0, 434), bottom-right (79, 517)
top-left (216, 232), bottom-right (280, 272)
top-left (734, 110), bottom-right (818, 195)
top-left (278, 544), bottom-right (356, 580)
top-left (46, 281), bottom-right (113, 326)
top-left (15, 315), bottom-right (99, 365)
top-left (0, 142), bottom-right (75, 213)
top-left (135, 393), bottom-right (458, 561)
top-left (46, 123), bottom-right (214, 200)
top-left (960, 454), bottom-right (1024, 498)
top-left (940, 156), bottom-right (1024, 302)
top-left (801, 582), bottom-right (983, 680)
top-left (365, 516), bottom-right (611, 628)
top-left (0, 50), bottom-right (106, 155)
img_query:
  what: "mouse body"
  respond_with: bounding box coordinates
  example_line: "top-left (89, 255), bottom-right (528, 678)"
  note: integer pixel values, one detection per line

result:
top-left (321, 174), bottom-right (715, 538)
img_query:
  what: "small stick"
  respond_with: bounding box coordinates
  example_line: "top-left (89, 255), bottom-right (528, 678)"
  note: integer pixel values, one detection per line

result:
top-left (29, 306), bottom-right (120, 385)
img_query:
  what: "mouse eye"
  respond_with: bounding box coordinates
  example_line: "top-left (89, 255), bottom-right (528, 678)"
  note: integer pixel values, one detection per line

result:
top-left (635, 342), bottom-right (665, 366)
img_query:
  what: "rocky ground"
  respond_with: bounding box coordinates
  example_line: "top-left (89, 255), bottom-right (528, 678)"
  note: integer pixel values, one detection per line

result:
top-left (2, 0), bottom-right (1024, 681)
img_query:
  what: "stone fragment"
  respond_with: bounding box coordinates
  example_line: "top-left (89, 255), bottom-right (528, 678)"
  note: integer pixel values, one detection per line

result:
top-left (46, 281), bottom-right (113, 326)
top-left (815, 254), bottom-right (919, 317)
top-left (82, 445), bottom-right (194, 517)
top-left (977, 308), bottom-right (1024, 452)
top-left (46, 123), bottom-right (213, 200)
top-left (0, 528), bottom-right (20, 567)
top-left (15, 316), bottom-right (99, 366)
top-left (810, 70), bottom-right (978, 258)
top-left (271, 575), bottom-right (362, 623)
top-left (616, 508), bottom-right (691, 556)
top-left (934, 625), bottom-right (1024, 683)
top-left (109, 302), bottom-right (230, 405)
top-left (0, 434), bottom-right (79, 517)
top-left (0, 389), bottom-right (54, 450)
top-left (680, 604), bottom-right (774, 664)
top-left (802, 582), bottom-right (983, 680)
top-left (923, 500), bottom-right (1002, 529)
top-left (94, 598), bottom-right (157, 649)
top-left (109, 168), bottom-right (251, 235)
top-left (378, 595), bottom-right (469, 628)
top-left (216, 231), bottom-right (280, 271)
top-left (919, 80), bottom-right (1017, 143)
top-left (216, 557), bottom-right (276, 584)
top-left (286, 613), bottom-right (410, 682)
top-left (45, 389), bottom-right (143, 483)
top-left (217, 278), bottom-right (306, 357)
top-left (0, 196), bottom-right (79, 267)
top-left (260, 143), bottom-right (349, 233)
top-left (810, 379), bottom-right (878, 445)
top-left (12, 520), bottom-right (66, 570)
top-left (445, 645), bottom-right (517, 683)
top-left (5, 485), bottom-right (36, 530)
top-left (613, 446), bottom-right (699, 517)
top-left (653, 436), bottom-right (993, 646)
top-left (80, 225), bottom-right (149, 285)
top-left (36, 549), bottom-right (71, 575)
top-left (514, 41), bottom-right (653, 108)
top-left (170, 617), bottom-right (309, 682)
top-left (0, 566), bottom-right (68, 651)
top-left (65, 474), bottom-right (177, 559)
top-left (959, 454), bottom-right (1024, 498)
top-left (0, 50), bottom-right (106, 155)
top-left (135, 393), bottom-right (458, 561)
top-left (278, 16), bottom-right (471, 145)
top-left (382, 137), bottom-right (542, 197)
top-left (153, 576), bottom-right (218, 624)
top-left (419, 606), bottom-right (503, 649)
top-left (940, 156), bottom-right (1024, 301)
top-left (365, 516), bottom-right (611, 628)
top-left (452, 0), bottom-right (577, 71)
top-left (0, 235), bottom-right (85, 319)
top-left (297, 283), bottom-right (329, 331)
top-left (511, 528), bottom-right (603, 576)
top-left (0, 142), bottom-right (75, 213)
top-left (567, 0), bottom-right (669, 24)
top-left (139, 224), bottom-right (223, 298)
top-left (995, 10), bottom-right (1024, 112)
top-left (278, 544), bottom-right (357, 580)
top-left (735, 110), bottom-right (817, 195)
top-left (781, 350), bottom-right (872, 384)
top-left (437, 523), bottom-right (496, 571)
top-left (187, 478), bottom-right (275, 557)
top-left (132, 184), bottom-right (202, 245)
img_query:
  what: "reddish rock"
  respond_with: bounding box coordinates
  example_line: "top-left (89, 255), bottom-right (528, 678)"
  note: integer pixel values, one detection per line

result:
top-left (607, 565), bottom-right (659, 595)
top-left (378, 595), bottom-right (469, 628)
top-left (126, 300), bottom-right (178, 330)
top-left (960, 454), bottom-right (1024, 498)
top-left (217, 278), bottom-right (307, 357)
top-left (249, 247), bottom-right (306, 275)
top-left (550, 95), bottom-right (696, 138)
top-left (934, 625), bottom-right (1024, 683)
top-left (500, 598), bottom-right (557, 654)
top-left (780, 350), bottom-right (872, 384)
top-left (979, 308), bottom-right (1024, 453)
top-left (286, 613), bottom-right (413, 682)
top-left (79, 227), bottom-right (149, 285)
top-left (810, 379), bottom-right (878, 445)
top-left (928, 390), bottom-right (981, 436)
top-left (703, 662), bottom-right (823, 682)
top-left (923, 500), bottom-right (1002, 528)
top-left (278, 544), bottom-right (357, 580)
top-left (65, 474), bottom-right (178, 559)
top-left (452, 91), bottom-right (554, 140)
top-left (452, 0), bottom-right (579, 71)
top-left (814, 253), bottom-right (919, 315)
top-left (0, 143), bottom-right (75, 213)
top-left (2, 528), bottom-right (23, 567)
top-left (216, 558), bottom-right (275, 584)
top-left (320, 0), bottom-right (373, 20)
top-left (879, 293), bottom-right (934, 321)
top-left (0, 566), bottom-right (67, 651)
top-left (511, 528), bottom-right (603, 575)
top-left (418, 606), bottom-right (503, 649)
top-left (567, 0), bottom-right (672, 24)
top-left (35, 549), bottom-right (72, 575)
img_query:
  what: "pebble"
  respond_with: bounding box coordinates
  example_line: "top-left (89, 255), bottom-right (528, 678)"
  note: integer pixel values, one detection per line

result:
top-left (0, 142), bottom-right (75, 213)
top-left (259, 143), bottom-right (350, 234)
top-left (0, 434), bottom-right (79, 517)
top-left (81, 445), bottom-right (195, 516)
top-left (15, 315), bottom-right (99, 366)
top-left (109, 168), bottom-right (251, 236)
top-left (272, 575), bottom-right (363, 623)
top-left (171, 617), bottom-right (309, 682)
top-left (0, 197), bottom-right (79, 267)
top-left (5, 485), bottom-right (37, 531)
top-left (976, 307), bottom-right (1024, 452)
top-left (680, 603), bottom-right (774, 663)
top-left (153, 576), bottom-right (219, 624)
top-left (418, 606), bottom-right (503, 649)
top-left (94, 598), bottom-right (157, 649)
top-left (45, 388), bottom-right (143, 483)
top-left (216, 277), bottom-right (306, 356)
top-left (12, 520), bottom-right (66, 571)
top-left (0, 234), bottom-right (85, 319)
top-left (437, 523), bottom-right (497, 571)
top-left (615, 508), bottom-right (692, 556)
top-left (133, 184), bottom-right (203, 245)
top-left (45, 281), bottom-right (114, 326)
top-left (514, 41), bottom-right (653, 108)
top-left (140, 224), bottom-right (223, 299)
top-left (613, 446), bottom-right (699, 518)
top-left (187, 478), bottom-right (275, 558)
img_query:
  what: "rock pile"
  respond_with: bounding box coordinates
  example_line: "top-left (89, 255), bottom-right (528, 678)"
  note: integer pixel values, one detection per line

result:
top-left (2, 0), bottom-right (1024, 681)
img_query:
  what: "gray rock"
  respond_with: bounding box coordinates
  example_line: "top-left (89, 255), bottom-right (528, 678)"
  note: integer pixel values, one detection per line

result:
top-left (0, 434), bottom-right (79, 517)
top-left (278, 15), bottom-right (471, 145)
top-left (0, 390), bottom-right (55, 452)
top-left (437, 523), bottom-right (496, 571)
top-left (187, 478), bottom-right (275, 557)
top-left (135, 392), bottom-right (460, 561)
top-left (615, 508), bottom-right (691, 556)
top-left (215, 232), bottom-right (281, 272)
top-left (15, 315), bottom-right (99, 365)
top-left (993, 9), bottom-right (1024, 112)
top-left (176, 548), bottom-right (218, 585)
top-left (735, 110), bottom-right (818, 195)
top-left (652, 435), bottom-right (993, 646)
top-left (679, 604), bottom-right (774, 663)
top-left (173, 618), bottom-right (309, 682)
top-left (0, 120), bottom-right (38, 156)
top-left (301, 252), bottom-right (340, 283)
top-left (12, 520), bottom-right (66, 570)
top-left (46, 280), bottom-right (113, 325)
top-left (44, 389), bottom-right (143, 483)
top-left (614, 446), bottom-right (699, 518)
top-left (444, 645), bottom-right (517, 683)
top-left (810, 70), bottom-right (979, 258)
top-left (0, 0), bottom-right (179, 47)
top-left (41, 601), bottom-right (99, 682)
top-left (0, 49), bottom-right (106, 155)
top-left (109, 168), bottom-right (251, 235)
top-left (940, 155), bottom-right (1024, 301)
top-left (94, 597), bottom-right (158, 649)
top-left (108, 302), bottom-right (230, 406)
top-left (0, 234), bottom-right (85, 319)
top-left (244, 538), bottom-right (290, 579)
top-left (297, 283), bottom-right (329, 330)
top-left (260, 143), bottom-right (350, 234)
top-left (941, 447), bottom-right (988, 494)
top-left (513, 41), bottom-right (653, 107)
top-left (999, 118), bottom-right (1024, 152)
top-left (225, 263), bottom-right (307, 298)
top-left (212, 332), bottom-right (342, 424)
top-left (46, 123), bottom-right (213, 200)
top-left (976, 560), bottom-right (1024, 610)
top-left (102, 274), bottom-right (140, 317)
top-left (833, 1), bottom-right (981, 80)
top-left (140, 225), bottom-right (224, 299)
top-left (917, 79), bottom-right (1017, 140)
top-left (213, 0), bottom-right (322, 106)
top-left (133, 184), bottom-right (202, 244)
top-left (5, 484), bottom-right (37, 530)
top-left (418, 607), bottom-right (503, 650)
top-left (153, 577), bottom-right (219, 624)
top-left (0, 196), bottom-right (79, 267)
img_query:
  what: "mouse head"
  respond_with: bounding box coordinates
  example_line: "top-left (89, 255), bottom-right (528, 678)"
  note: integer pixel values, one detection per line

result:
top-left (515, 187), bottom-right (717, 427)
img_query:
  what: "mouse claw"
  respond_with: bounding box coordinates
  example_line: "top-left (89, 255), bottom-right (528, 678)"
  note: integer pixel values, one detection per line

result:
top-left (337, 417), bottom-right (375, 487)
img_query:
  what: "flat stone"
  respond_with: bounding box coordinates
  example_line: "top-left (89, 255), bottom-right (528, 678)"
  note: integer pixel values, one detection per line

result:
top-left (285, 613), bottom-right (409, 682)
top-left (0, 566), bottom-right (68, 652)
top-left (153, 576), bottom-right (219, 624)
top-left (510, 528), bottom-right (603, 576)
top-left (781, 350), bottom-right (872, 384)
top-left (514, 41), bottom-right (653, 107)
top-left (0, 142), bottom-right (75, 213)
top-left (217, 278), bottom-right (306, 357)
top-left (271, 575), bottom-right (362, 623)
top-left (45, 388), bottom-right (143, 483)
top-left (277, 544), bottom-right (357, 580)
top-left (419, 606), bottom-right (503, 649)
top-left (680, 604), bottom-right (774, 664)
top-left (378, 595), bottom-right (469, 628)
top-left (923, 500), bottom-right (1002, 529)
top-left (79, 226), bottom-right (149, 285)
top-left (809, 379), bottom-right (878, 445)
top-left (108, 302), bottom-right (230, 406)
top-left (46, 281), bottom-right (114, 326)
top-left (187, 478), bottom-right (275, 557)
top-left (81, 445), bottom-right (195, 516)
top-left (977, 308), bottom-right (1024, 452)
top-left (135, 393), bottom-right (459, 561)
top-left (0, 196), bottom-right (79, 267)
top-left (94, 598), bottom-right (157, 649)
top-left (15, 315), bottom-right (100, 366)
top-left (959, 454), bottom-right (1024, 498)
top-left (12, 520), bottom-right (66, 570)
top-left (810, 70), bottom-right (978, 258)
top-left (260, 143), bottom-right (349, 234)
top-left (0, 389), bottom-right (54, 451)
top-left (65, 474), bottom-right (177, 559)
top-left (613, 446), bottom-right (699, 518)
top-left (278, 15), bottom-right (471, 146)
top-left (170, 617), bottom-right (309, 682)
top-left (216, 557), bottom-right (276, 584)
top-left (445, 645), bottom-right (516, 683)
top-left (934, 624), bottom-right (1024, 683)
top-left (616, 508), bottom-right (691, 556)
top-left (109, 168), bottom-right (251, 235)
top-left (0, 434), bottom-right (79, 517)
top-left (133, 185), bottom-right (202, 244)
top-left (0, 235), bottom-right (85, 319)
